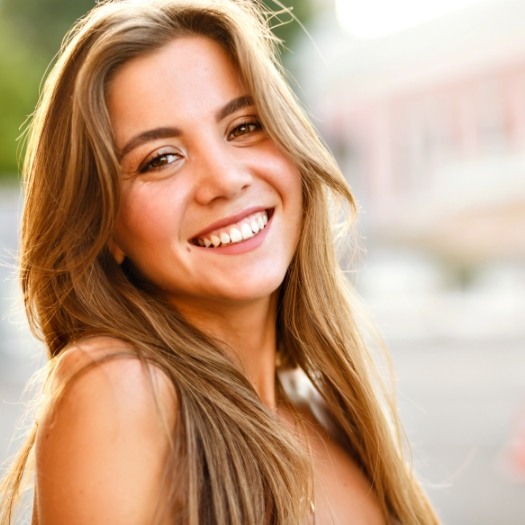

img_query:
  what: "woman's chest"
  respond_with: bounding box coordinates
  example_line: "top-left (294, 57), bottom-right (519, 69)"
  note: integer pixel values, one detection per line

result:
top-left (302, 417), bottom-right (386, 525)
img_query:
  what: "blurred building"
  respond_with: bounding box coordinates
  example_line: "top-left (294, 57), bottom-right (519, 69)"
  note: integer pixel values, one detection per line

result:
top-left (289, 7), bottom-right (525, 524)
top-left (292, 0), bottom-right (525, 268)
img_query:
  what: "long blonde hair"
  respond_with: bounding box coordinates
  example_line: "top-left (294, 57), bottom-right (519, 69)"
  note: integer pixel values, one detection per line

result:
top-left (1, 1), bottom-right (439, 523)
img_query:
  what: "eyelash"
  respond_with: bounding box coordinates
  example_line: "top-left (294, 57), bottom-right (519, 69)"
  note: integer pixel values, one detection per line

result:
top-left (228, 118), bottom-right (263, 140)
top-left (136, 118), bottom-right (263, 174)
top-left (138, 152), bottom-right (181, 174)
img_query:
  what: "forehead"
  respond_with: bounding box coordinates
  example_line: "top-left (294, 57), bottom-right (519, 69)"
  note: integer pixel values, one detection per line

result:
top-left (108, 36), bottom-right (248, 140)
top-left (109, 36), bottom-right (241, 97)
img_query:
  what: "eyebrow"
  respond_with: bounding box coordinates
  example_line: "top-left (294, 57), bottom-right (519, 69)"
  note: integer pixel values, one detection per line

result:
top-left (118, 95), bottom-right (255, 159)
top-left (119, 127), bottom-right (182, 159)
top-left (215, 95), bottom-right (254, 122)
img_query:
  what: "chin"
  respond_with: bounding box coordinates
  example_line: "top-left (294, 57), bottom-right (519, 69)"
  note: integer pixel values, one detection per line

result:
top-left (216, 274), bottom-right (285, 304)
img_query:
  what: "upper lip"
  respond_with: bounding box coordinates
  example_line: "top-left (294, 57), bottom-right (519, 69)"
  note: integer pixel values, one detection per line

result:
top-left (190, 206), bottom-right (271, 239)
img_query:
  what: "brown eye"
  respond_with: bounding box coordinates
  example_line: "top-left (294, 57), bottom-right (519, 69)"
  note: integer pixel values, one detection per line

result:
top-left (228, 120), bottom-right (262, 140)
top-left (139, 152), bottom-right (181, 174)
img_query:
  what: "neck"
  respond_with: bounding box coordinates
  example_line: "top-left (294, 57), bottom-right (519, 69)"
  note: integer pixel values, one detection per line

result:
top-left (174, 293), bottom-right (279, 408)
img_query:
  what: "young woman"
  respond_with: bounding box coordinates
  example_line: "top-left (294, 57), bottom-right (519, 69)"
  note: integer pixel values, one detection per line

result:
top-left (0, 1), bottom-right (440, 523)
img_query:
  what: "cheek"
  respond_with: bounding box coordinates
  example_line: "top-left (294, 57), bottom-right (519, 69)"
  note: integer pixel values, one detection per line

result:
top-left (289, 168), bottom-right (304, 241)
top-left (114, 185), bottom-right (179, 251)
top-left (263, 145), bottom-right (302, 198)
top-left (118, 198), bottom-right (152, 241)
top-left (276, 163), bottom-right (303, 248)
top-left (281, 162), bottom-right (303, 216)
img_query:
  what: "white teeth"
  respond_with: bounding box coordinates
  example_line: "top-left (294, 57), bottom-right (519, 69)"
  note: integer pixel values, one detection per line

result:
top-left (196, 210), bottom-right (270, 248)
top-left (229, 227), bottom-right (242, 243)
top-left (241, 223), bottom-right (254, 239)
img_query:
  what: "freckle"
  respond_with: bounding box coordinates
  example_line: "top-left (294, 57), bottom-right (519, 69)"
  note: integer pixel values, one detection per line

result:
top-left (186, 246), bottom-right (191, 253)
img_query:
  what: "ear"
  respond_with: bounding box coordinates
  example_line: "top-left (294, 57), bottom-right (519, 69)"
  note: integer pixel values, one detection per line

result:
top-left (108, 238), bottom-right (126, 265)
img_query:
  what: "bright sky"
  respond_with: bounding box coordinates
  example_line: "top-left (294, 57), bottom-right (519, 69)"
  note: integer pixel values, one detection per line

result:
top-left (335, 0), bottom-right (485, 39)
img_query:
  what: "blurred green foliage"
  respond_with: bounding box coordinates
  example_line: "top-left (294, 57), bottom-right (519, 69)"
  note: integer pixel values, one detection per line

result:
top-left (0, 0), bottom-right (312, 178)
top-left (2, 0), bottom-right (96, 56)
top-left (0, 0), bottom-right (95, 178)
top-left (262, 0), bottom-right (314, 51)
top-left (0, 17), bottom-right (43, 177)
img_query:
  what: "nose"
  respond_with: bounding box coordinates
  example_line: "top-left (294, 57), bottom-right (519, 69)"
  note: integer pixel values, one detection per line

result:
top-left (192, 141), bottom-right (252, 205)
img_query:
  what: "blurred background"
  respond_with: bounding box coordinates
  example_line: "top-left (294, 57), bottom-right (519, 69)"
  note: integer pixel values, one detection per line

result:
top-left (1, 0), bottom-right (524, 523)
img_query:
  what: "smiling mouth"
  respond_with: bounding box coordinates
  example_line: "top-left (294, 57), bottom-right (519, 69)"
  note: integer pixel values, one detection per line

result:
top-left (192, 209), bottom-right (271, 248)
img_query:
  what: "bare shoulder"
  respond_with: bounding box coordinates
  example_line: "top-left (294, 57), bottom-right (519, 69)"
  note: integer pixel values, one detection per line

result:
top-left (42, 335), bottom-right (177, 436)
top-left (34, 336), bottom-right (177, 525)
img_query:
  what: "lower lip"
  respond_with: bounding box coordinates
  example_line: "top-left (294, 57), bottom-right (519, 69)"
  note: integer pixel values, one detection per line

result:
top-left (195, 214), bottom-right (273, 255)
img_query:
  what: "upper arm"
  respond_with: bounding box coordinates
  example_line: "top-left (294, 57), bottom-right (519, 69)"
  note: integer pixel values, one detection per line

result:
top-left (34, 339), bottom-right (177, 525)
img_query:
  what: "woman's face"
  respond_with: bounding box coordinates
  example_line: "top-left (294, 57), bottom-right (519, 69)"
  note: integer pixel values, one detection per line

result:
top-left (107, 36), bottom-right (302, 313)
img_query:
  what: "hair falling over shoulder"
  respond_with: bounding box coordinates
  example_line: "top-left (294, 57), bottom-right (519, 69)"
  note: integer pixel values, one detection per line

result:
top-left (1, 1), bottom-right (440, 524)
